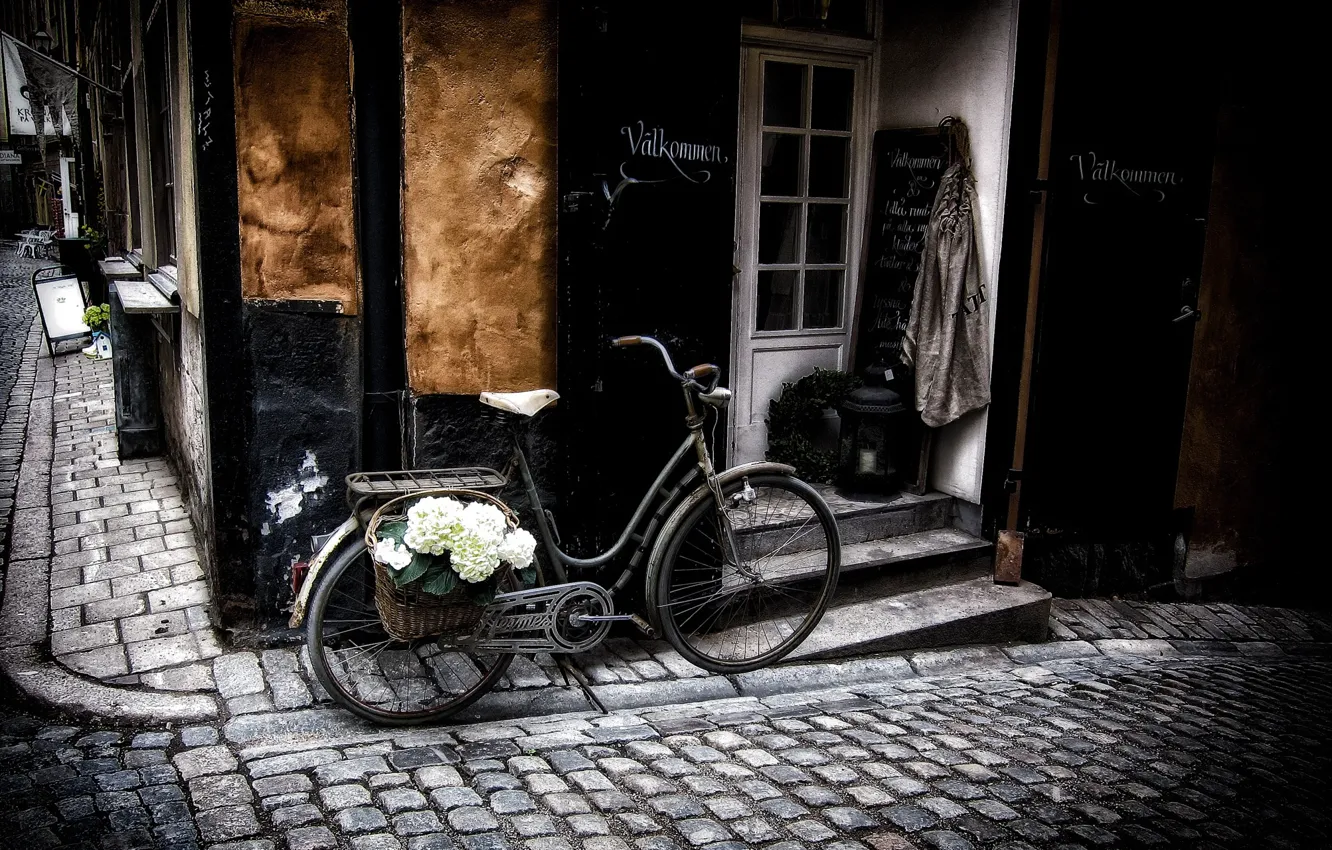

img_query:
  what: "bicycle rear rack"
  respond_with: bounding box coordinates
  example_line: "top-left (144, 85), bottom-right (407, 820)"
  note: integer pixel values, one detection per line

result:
top-left (345, 467), bottom-right (507, 503)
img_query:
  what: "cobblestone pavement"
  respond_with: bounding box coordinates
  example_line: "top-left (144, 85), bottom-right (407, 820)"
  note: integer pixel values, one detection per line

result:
top-left (4, 651), bottom-right (1331, 849)
top-left (44, 349), bottom-right (223, 684)
top-left (0, 241), bottom-right (41, 593)
top-left (1049, 599), bottom-right (1332, 645)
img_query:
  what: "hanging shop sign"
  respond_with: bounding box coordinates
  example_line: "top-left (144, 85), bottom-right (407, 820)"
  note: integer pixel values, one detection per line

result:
top-left (2, 34), bottom-right (77, 138)
top-left (0, 149), bottom-right (21, 165)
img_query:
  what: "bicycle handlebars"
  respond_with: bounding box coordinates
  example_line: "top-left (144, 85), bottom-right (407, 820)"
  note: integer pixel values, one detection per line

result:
top-left (611, 335), bottom-right (680, 379)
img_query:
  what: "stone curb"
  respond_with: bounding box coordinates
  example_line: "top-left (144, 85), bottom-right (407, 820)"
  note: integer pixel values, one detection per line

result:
top-left (0, 644), bottom-right (216, 723)
top-left (0, 319), bottom-right (219, 725)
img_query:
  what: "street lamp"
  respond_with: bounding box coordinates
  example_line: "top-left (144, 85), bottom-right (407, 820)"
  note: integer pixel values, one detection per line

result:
top-left (31, 30), bottom-right (54, 54)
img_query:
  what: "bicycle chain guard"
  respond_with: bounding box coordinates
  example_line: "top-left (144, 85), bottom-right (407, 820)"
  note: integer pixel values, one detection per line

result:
top-left (452, 581), bottom-right (614, 654)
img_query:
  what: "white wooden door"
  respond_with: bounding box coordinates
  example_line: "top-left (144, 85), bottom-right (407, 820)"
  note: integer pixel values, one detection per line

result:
top-left (730, 47), bottom-right (870, 464)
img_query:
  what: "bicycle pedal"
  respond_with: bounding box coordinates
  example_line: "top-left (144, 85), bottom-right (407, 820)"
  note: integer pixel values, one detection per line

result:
top-left (570, 612), bottom-right (658, 639)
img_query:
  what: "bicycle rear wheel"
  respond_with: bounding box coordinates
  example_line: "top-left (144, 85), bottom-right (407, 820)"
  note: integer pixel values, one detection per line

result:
top-left (652, 474), bottom-right (840, 673)
top-left (305, 540), bottom-right (512, 725)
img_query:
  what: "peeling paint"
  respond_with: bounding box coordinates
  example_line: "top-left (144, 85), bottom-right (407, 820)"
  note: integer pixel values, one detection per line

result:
top-left (265, 451), bottom-right (330, 524)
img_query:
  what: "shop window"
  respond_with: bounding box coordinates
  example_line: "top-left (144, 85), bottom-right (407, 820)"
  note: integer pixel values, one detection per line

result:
top-left (143, 0), bottom-right (176, 266)
top-left (123, 78), bottom-right (142, 253)
top-left (754, 59), bottom-right (856, 332)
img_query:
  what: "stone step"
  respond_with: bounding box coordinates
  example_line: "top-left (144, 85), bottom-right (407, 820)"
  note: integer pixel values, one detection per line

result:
top-left (788, 576), bottom-right (1052, 661)
top-left (820, 487), bottom-right (954, 546)
top-left (761, 527), bottom-right (992, 593)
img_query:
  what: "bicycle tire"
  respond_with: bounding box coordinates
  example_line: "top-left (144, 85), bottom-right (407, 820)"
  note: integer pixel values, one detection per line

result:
top-left (652, 473), bottom-right (840, 673)
top-left (305, 539), bottom-right (513, 726)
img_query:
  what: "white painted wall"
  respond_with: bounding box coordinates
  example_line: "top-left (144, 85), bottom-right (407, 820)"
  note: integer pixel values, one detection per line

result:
top-left (874, 0), bottom-right (1019, 503)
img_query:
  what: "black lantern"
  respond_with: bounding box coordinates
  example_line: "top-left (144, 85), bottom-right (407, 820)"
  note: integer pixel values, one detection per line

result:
top-left (30, 30), bottom-right (54, 55)
top-left (837, 360), bottom-right (908, 493)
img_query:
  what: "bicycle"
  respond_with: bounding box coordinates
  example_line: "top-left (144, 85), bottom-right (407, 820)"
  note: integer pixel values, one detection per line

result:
top-left (290, 335), bottom-right (842, 725)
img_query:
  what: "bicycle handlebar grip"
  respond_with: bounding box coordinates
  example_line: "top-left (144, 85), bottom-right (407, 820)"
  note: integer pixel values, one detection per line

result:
top-left (611, 335), bottom-right (642, 347)
top-left (685, 363), bottom-right (717, 379)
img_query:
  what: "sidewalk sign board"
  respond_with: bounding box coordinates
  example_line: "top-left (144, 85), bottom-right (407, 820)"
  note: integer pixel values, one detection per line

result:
top-left (33, 267), bottom-right (90, 355)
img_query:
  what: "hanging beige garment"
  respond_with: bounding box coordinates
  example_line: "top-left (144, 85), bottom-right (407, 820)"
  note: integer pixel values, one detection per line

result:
top-left (901, 162), bottom-right (990, 428)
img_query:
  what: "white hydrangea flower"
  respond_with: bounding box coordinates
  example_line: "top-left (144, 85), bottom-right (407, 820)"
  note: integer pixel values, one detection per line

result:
top-left (450, 534), bottom-right (501, 583)
top-left (398, 495), bottom-right (530, 585)
top-left (461, 500), bottom-right (507, 541)
top-left (497, 527), bottom-right (537, 569)
top-left (373, 537), bottom-right (413, 571)
top-left (403, 496), bottom-right (466, 556)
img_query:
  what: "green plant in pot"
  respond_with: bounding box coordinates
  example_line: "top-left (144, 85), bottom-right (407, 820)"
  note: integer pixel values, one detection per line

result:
top-left (765, 367), bottom-right (862, 483)
top-left (83, 303), bottom-right (111, 333)
top-left (82, 304), bottom-right (113, 360)
top-left (80, 224), bottom-right (108, 260)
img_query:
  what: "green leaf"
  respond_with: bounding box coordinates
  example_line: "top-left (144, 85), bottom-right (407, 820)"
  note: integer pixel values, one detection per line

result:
top-left (391, 552), bottom-right (431, 587)
top-left (518, 567), bottom-right (537, 588)
top-left (420, 566), bottom-right (458, 596)
top-left (377, 520), bottom-right (408, 545)
top-left (465, 580), bottom-right (498, 606)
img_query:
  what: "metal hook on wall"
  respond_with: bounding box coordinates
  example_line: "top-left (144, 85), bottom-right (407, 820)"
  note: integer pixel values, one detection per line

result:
top-left (938, 115), bottom-right (971, 171)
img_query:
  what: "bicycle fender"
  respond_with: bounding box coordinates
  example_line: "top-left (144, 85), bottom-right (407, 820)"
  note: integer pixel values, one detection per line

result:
top-left (287, 515), bottom-right (361, 629)
top-left (642, 461), bottom-right (796, 632)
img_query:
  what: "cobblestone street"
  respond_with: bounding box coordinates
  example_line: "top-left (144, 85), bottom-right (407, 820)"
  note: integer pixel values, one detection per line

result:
top-left (3, 652), bottom-right (1331, 850)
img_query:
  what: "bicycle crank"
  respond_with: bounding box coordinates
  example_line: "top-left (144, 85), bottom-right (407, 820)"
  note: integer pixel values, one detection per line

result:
top-left (452, 581), bottom-right (624, 654)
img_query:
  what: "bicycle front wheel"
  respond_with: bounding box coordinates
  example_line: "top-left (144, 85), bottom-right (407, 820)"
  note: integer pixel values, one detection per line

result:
top-left (305, 540), bottom-right (512, 726)
top-left (653, 473), bottom-right (840, 673)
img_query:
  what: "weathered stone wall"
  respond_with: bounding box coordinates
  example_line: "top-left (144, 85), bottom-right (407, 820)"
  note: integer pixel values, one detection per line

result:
top-left (400, 0), bottom-right (557, 395)
top-left (156, 311), bottom-right (213, 582)
top-left (233, 3), bottom-right (359, 312)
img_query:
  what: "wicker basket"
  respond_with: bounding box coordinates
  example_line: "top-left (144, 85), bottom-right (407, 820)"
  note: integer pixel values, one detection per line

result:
top-left (365, 488), bottom-right (518, 642)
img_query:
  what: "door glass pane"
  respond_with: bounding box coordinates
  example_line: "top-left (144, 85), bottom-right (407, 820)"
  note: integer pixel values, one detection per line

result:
top-left (757, 270), bottom-right (799, 331)
top-left (763, 62), bottom-right (806, 128)
top-left (805, 204), bottom-right (846, 264)
top-left (759, 202), bottom-right (802, 264)
top-left (808, 136), bottom-right (850, 198)
top-left (811, 66), bottom-right (855, 131)
top-left (761, 133), bottom-right (803, 197)
top-left (803, 269), bottom-right (843, 328)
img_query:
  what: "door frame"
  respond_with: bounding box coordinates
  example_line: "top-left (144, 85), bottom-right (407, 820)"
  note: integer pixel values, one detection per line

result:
top-left (729, 30), bottom-right (877, 465)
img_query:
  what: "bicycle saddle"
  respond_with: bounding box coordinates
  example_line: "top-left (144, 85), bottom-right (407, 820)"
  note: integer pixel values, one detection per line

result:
top-left (479, 389), bottom-right (560, 417)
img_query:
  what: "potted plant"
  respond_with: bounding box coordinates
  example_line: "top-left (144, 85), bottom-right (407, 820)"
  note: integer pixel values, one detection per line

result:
top-left (82, 303), bottom-right (113, 360)
top-left (80, 224), bottom-right (109, 260)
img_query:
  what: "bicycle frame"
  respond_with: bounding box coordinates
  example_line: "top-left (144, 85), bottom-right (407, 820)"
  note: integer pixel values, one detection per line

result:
top-left (511, 428), bottom-right (701, 591)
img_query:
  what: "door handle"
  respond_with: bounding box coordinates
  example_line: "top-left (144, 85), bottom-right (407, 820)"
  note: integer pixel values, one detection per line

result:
top-left (1173, 305), bottom-right (1202, 324)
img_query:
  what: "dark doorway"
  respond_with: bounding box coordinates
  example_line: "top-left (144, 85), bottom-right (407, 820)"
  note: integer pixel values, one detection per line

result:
top-left (557, 3), bottom-right (741, 554)
top-left (1020, 2), bottom-right (1218, 587)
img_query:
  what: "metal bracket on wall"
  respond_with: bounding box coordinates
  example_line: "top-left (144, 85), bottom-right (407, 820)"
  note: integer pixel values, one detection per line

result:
top-left (150, 312), bottom-right (174, 344)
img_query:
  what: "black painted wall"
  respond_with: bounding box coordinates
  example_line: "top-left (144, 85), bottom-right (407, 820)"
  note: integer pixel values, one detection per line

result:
top-left (557, 3), bottom-right (740, 554)
top-left (408, 394), bottom-right (561, 538)
top-left (245, 306), bottom-right (362, 623)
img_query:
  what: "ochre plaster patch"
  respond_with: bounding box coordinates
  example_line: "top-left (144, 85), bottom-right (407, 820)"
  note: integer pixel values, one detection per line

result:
top-left (233, 15), bottom-right (358, 312)
top-left (401, 0), bottom-right (558, 395)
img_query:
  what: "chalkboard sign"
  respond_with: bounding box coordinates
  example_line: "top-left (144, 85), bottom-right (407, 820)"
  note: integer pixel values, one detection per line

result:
top-left (853, 128), bottom-right (949, 372)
